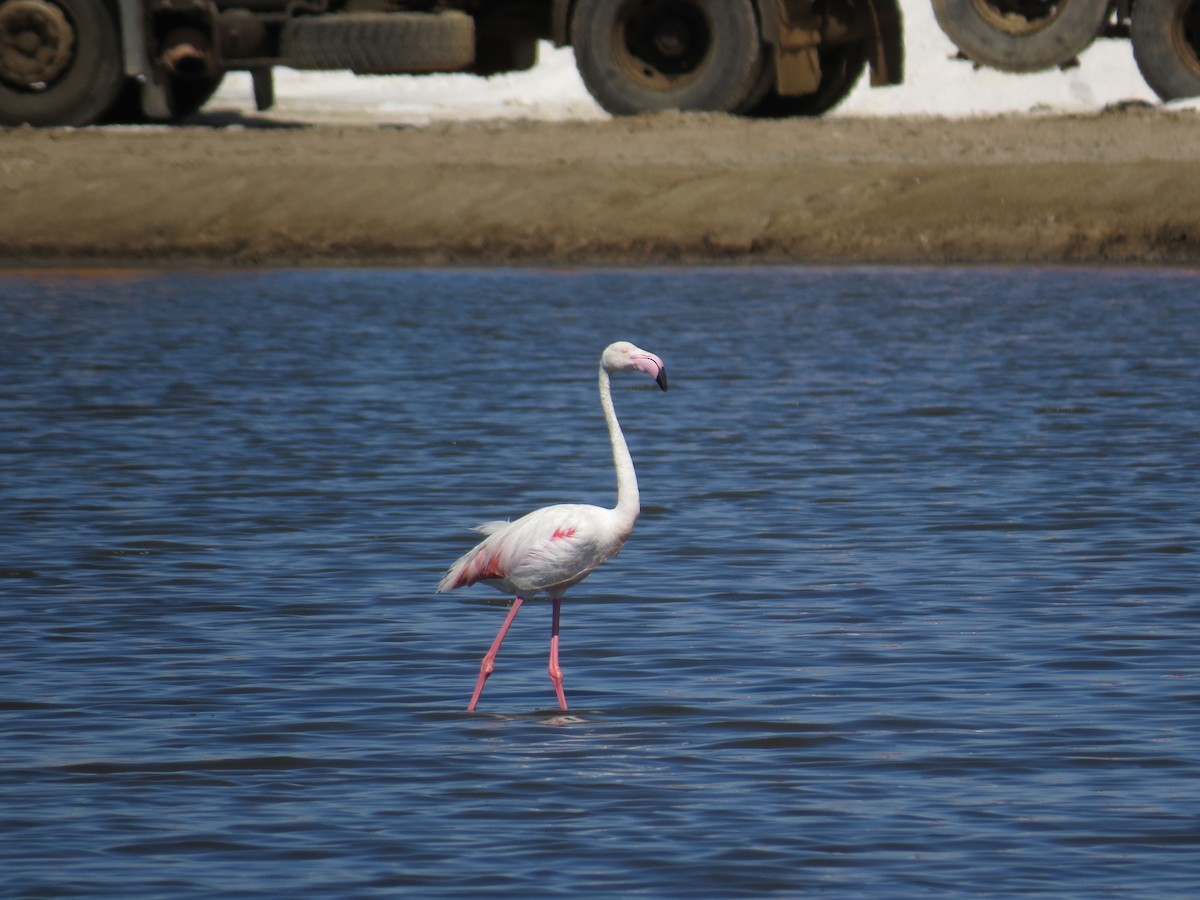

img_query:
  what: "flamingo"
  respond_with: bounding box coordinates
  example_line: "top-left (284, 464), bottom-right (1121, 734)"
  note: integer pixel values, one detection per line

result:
top-left (437, 341), bottom-right (668, 712)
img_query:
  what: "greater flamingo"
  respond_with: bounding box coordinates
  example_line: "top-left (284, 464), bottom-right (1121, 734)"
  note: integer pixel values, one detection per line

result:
top-left (437, 341), bottom-right (668, 712)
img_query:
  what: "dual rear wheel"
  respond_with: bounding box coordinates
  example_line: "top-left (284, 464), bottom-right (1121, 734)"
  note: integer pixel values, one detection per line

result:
top-left (570, 0), bottom-right (866, 117)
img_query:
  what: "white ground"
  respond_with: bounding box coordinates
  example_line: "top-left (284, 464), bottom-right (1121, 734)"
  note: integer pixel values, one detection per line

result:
top-left (208, 1), bottom-right (1190, 125)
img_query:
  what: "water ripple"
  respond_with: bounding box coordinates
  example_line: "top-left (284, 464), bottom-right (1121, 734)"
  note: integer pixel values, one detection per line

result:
top-left (1, 266), bottom-right (1198, 897)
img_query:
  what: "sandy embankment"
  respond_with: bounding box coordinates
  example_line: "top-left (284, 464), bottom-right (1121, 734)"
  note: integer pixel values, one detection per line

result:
top-left (3, 108), bottom-right (1199, 266)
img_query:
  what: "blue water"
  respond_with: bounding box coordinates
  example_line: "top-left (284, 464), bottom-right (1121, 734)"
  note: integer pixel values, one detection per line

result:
top-left (2, 266), bottom-right (1197, 897)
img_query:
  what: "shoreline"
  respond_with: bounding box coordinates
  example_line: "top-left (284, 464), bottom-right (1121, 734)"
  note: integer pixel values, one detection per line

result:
top-left (6, 109), bottom-right (1200, 267)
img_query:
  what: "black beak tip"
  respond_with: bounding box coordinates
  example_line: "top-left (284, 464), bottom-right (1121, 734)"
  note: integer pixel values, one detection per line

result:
top-left (656, 368), bottom-right (668, 392)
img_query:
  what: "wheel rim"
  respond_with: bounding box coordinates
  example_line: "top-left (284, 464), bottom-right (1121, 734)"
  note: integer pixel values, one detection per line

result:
top-left (1171, 0), bottom-right (1200, 77)
top-left (0, 0), bottom-right (76, 90)
top-left (968, 0), bottom-right (1066, 36)
top-left (611, 0), bottom-right (713, 91)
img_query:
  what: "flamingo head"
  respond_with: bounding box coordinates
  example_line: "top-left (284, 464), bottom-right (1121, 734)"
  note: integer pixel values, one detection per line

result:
top-left (602, 341), bottom-right (668, 391)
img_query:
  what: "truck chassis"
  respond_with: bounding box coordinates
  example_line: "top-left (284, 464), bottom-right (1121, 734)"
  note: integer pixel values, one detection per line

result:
top-left (0, 0), bottom-right (1196, 127)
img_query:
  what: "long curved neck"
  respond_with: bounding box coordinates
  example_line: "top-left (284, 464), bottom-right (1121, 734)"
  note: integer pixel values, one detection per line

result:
top-left (599, 366), bottom-right (639, 525)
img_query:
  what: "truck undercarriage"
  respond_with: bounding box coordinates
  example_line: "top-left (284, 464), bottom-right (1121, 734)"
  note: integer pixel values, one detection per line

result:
top-left (0, 0), bottom-right (1197, 127)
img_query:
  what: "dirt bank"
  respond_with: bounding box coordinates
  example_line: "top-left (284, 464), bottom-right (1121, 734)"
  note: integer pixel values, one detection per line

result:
top-left (4, 106), bottom-right (1200, 266)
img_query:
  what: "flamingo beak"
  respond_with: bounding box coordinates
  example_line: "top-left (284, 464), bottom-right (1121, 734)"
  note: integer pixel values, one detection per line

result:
top-left (631, 352), bottom-right (668, 390)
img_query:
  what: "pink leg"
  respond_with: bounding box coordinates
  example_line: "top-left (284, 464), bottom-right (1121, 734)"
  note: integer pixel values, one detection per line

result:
top-left (548, 598), bottom-right (568, 711)
top-left (468, 596), bottom-right (523, 712)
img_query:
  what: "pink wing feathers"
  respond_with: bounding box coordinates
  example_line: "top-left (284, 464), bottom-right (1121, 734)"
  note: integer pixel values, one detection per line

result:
top-left (437, 521), bottom-right (515, 592)
top-left (437, 505), bottom-right (623, 596)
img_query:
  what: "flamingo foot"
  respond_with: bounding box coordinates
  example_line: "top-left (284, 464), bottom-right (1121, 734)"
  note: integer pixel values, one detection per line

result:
top-left (468, 596), bottom-right (523, 712)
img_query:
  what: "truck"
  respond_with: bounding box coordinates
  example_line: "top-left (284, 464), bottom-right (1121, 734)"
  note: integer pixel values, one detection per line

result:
top-left (0, 0), bottom-right (1196, 128)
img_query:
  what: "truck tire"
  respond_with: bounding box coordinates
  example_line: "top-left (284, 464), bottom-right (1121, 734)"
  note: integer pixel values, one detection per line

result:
top-left (1132, 0), bottom-right (1200, 100)
top-left (0, 0), bottom-right (124, 126)
top-left (282, 12), bottom-right (475, 74)
top-left (931, 0), bottom-right (1111, 72)
top-left (570, 0), bottom-right (765, 115)
top-left (747, 43), bottom-right (868, 117)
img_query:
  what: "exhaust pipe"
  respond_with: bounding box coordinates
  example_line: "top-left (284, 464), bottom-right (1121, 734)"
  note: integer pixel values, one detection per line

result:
top-left (160, 28), bottom-right (213, 77)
